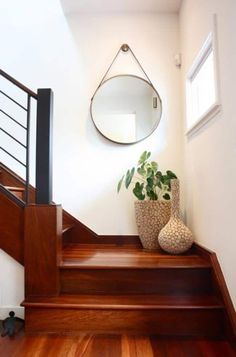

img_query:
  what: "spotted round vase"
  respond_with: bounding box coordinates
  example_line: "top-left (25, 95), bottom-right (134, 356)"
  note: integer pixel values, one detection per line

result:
top-left (134, 200), bottom-right (171, 250)
top-left (158, 179), bottom-right (193, 254)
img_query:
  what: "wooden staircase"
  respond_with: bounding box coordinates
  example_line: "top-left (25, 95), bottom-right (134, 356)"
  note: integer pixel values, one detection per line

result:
top-left (23, 244), bottom-right (225, 336)
top-left (0, 164), bottom-right (236, 343)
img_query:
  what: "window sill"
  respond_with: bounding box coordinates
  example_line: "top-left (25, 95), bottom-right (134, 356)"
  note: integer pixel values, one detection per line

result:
top-left (186, 102), bottom-right (221, 138)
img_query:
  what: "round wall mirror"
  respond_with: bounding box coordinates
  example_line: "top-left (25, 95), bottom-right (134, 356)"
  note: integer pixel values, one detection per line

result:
top-left (90, 75), bottom-right (162, 144)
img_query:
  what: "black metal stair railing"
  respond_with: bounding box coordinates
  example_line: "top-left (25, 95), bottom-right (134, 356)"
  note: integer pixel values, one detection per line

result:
top-left (0, 68), bottom-right (53, 204)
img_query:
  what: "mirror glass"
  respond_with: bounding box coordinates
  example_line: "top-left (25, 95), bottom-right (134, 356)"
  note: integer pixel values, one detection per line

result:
top-left (90, 75), bottom-right (162, 144)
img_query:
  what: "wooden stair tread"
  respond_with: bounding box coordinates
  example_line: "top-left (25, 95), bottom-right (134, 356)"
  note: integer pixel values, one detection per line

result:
top-left (4, 186), bottom-right (25, 191)
top-left (22, 294), bottom-right (224, 310)
top-left (61, 244), bottom-right (211, 269)
top-left (62, 224), bottom-right (74, 234)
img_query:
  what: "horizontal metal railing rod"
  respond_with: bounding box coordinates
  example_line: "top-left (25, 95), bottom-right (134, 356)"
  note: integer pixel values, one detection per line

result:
top-left (0, 109), bottom-right (27, 130)
top-left (0, 69), bottom-right (38, 99)
top-left (0, 147), bottom-right (26, 167)
top-left (0, 90), bottom-right (27, 111)
top-left (0, 127), bottom-right (26, 148)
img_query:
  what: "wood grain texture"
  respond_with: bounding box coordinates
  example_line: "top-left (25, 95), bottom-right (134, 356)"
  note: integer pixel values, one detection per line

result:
top-left (22, 294), bottom-right (224, 310)
top-left (23, 242), bottom-right (225, 336)
top-left (0, 190), bottom-right (24, 264)
top-left (1, 163), bottom-right (235, 343)
top-left (60, 244), bottom-right (212, 295)
top-left (0, 163), bottom-right (114, 245)
top-left (24, 307), bottom-right (224, 336)
top-left (61, 244), bottom-right (211, 269)
top-left (4, 186), bottom-right (25, 199)
top-left (0, 162), bottom-right (35, 203)
top-left (22, 294), bottom-right (225, 336)
top-left (194, 243), bottom-right (236, 346)
top-left (0, 332), bottom-right (235, 357)
top-left (60, 268), bottom-right (212, 295)
top-left (24, 204), bottom-right (62, 296)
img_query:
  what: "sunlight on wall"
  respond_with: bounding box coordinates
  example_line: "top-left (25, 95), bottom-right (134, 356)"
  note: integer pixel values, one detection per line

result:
top-left (0, 1), bottom-right (182, 235)
top-left (0, 0), bottom-right (182, 310)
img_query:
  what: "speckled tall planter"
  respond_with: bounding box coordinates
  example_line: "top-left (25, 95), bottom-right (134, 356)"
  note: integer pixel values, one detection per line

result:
top-left (134, 200), bottom-right (171, 250)
top-left (158, 179), bottom-right (193, 254)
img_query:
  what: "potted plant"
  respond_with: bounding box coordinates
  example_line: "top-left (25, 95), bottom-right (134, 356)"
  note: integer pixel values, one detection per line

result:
top-left (117, 151), bottom-right (177, 250)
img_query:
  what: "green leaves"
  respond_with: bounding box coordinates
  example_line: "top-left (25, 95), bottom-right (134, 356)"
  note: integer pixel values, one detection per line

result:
top-left (146, 177), bottom-right (157, 200)
top-left (151, 161), bottom-right (158, 173)
top-left (125, 167), bottom-right (135, 189)
top-left (160, 170), bottom-right (177, 191)
top-left (133, 182), bottom-right (145, 200)
top-left (163, 193), bottom-right (171, 200)
top-left (166, 170), bottom-right (177, 179)
top-left (117, 168), bottom-right (135, 193)
top-left (117, 151), bottom-right (177, 201)
top-left (117, 175), bottom-right (124, 193)
top-left (137, 165), bottom-right (146, 177)
top-left (138, 151), bottom-right (151, 165)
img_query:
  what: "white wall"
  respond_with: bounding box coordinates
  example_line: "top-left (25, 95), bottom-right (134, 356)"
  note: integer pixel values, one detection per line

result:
top-left (0, 251), bottom-right (24, 319)
top-left (180, 0), bottom-right (236, 308)
top-left (0, 1), bottom-right (182, 234)
top-left (53, 11), bottom-right (183, 235)
top-left (0, 0), bottom-right (182, 315)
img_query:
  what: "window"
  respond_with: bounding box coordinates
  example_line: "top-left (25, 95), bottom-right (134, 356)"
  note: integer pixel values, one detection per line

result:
top-left (186, 19), bottom-right (220, 136)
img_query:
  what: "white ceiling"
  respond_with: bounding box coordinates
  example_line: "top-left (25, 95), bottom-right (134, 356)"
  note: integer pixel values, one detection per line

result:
top-left (60, 0), bottom-right (182, 14)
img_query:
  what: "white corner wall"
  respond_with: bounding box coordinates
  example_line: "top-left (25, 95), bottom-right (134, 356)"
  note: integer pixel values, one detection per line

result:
top-left (0, 1), bottom-right (182, 314)
top-left (180, 0), bottom-right (236, 308)
top-left (0, 0), bottom-right (182, 234)
top-left (58, 11), bottom-right (182, 234)
top-left (0, 251), bottom-right (24, 319)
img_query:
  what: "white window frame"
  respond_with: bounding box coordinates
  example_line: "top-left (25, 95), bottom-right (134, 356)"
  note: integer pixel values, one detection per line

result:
top-left (186, 15), bottom-right (221, 137)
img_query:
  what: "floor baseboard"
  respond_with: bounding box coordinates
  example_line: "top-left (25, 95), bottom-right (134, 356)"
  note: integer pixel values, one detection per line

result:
top-left (0, 306), bottom-right (24, 320)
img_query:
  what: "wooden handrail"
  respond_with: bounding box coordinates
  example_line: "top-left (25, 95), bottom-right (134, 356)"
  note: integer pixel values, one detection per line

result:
top-left (0, 69), bottom-right (38, 99)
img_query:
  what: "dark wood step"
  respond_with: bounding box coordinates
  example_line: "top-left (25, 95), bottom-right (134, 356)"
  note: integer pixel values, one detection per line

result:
top-left (4, 186), bottom-right (25, 199)
top-left (61, 244), bottom-right (211, 269)
top-left (22, 294), bottom-right (225, 336)
top-left (60, 267), bottom-right (213, 295)
top-left (60, 244), bottom-right (213, 295)
top-left (22, 294), bottom-right (224, 309)
top-left (0, 189), bottom-right (24, 264)
top-left (62, 224), bottom-right (74, 235)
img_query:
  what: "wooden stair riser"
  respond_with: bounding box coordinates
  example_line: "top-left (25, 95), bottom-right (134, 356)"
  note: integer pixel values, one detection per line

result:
top-left (5, 187), bottom-right (25, 200)
top-left (0, 165), bottom-right (35, 203)
top-left (60, 268), bottom-right (213, 295)
top-left (25, 205), bottom-right (62, 296)
top-left (24, 307), bottom-right (224, 336)
top-left (0, 190), bottom-right (24, 264)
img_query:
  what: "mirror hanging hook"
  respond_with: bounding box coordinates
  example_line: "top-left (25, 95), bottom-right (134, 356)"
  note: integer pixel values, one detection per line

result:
top-left (121, 44), bottom-right (129, 52)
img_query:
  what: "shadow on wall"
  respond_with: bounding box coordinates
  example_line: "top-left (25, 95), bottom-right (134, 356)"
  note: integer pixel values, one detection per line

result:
top-left (76, 182), bottom-right (138, 236)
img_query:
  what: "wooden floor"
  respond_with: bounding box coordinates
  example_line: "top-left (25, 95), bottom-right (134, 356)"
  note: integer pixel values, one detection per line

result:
top-left (0, 332), bottom-right (235, 357)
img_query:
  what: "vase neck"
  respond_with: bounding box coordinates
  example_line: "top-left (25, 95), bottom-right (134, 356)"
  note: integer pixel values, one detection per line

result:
top-left (171, 179), bottom-right (180, 218)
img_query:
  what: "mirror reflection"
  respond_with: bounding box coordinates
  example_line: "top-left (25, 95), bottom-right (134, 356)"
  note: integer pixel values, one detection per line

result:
top-left (90, 75), bottom-right (162, 144)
